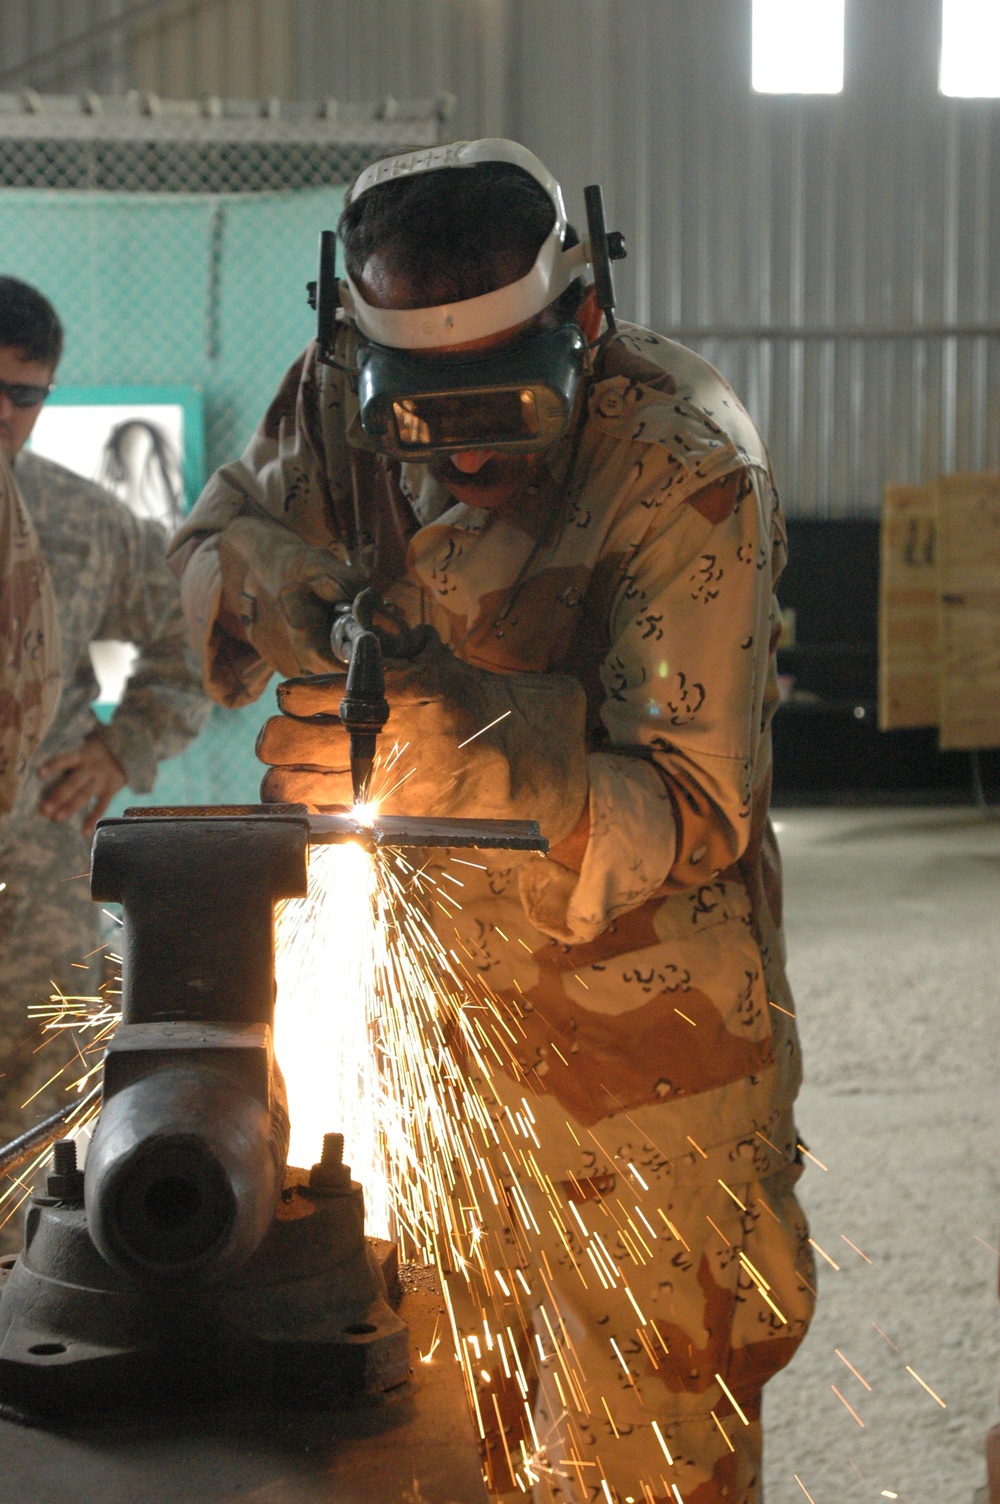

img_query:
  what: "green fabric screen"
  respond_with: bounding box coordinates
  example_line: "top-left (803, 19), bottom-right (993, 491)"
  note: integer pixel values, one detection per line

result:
top-left (0, 186), bottom-right (346, 805)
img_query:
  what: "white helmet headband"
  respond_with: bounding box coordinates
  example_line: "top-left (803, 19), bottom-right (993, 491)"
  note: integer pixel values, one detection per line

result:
top-left (339, 139), bottom-right (590, 351)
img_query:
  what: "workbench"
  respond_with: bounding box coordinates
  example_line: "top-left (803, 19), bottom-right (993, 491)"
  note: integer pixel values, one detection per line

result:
top-left (0, 1266), bottom-right (488, 1504)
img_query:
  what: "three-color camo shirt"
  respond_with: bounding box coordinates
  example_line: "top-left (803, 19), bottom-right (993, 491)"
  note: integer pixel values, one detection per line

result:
top-left (169, 322), bottom-right (801, 1188)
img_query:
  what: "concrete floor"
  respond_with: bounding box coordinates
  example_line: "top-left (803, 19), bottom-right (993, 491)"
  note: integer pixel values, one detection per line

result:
top-left (762, 807), bottom-right (1000, 1504)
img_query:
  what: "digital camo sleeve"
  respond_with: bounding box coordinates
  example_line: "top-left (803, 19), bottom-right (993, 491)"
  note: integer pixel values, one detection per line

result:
top-left (0, 453), bottom-right (60, 813)
top-left (92, 508), bottom-right (211, 793)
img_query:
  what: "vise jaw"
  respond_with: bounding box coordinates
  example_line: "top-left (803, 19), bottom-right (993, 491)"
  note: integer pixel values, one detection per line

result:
top-left (0, 809), bottom-right (409, 1421)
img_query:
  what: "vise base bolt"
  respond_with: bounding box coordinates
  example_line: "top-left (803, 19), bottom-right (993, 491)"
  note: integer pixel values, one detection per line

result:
top-left (308, 1131), bottom-right (352, 1194)
top-left (46, 1138), bottom-right (85, 1204)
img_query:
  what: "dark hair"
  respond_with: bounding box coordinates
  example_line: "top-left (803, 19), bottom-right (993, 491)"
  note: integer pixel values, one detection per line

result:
top-left (0, 276), bottom-right (63, 368)
top-left (338, 158), bottom-right (585, 320)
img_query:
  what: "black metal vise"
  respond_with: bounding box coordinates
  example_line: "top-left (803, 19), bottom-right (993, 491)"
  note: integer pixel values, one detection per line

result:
top-left (0, 809), bottom-right (409, 1420)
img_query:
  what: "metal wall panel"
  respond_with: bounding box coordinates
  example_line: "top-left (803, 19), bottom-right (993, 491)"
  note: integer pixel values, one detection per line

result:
top-left (0, 0), bottom-right (997, 514)
top-left (509, 0), bottom-right (1000, 516)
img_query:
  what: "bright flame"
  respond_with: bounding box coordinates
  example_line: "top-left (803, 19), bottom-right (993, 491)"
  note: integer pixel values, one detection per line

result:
top-left (273, 840), bottom-right (388, 1222)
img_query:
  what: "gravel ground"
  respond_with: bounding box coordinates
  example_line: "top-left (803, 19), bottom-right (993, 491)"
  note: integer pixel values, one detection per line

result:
top-left (761, 807), bottom-right (1000, 1504)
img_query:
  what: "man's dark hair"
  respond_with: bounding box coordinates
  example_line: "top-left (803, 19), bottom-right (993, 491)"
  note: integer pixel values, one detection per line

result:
top-left (0, 276), bottom-right (63, 368)
top-left (338, 160), bottom-right (585, 320)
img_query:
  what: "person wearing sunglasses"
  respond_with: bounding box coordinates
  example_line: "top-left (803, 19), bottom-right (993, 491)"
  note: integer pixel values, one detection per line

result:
top-left (170, 143), bottom-right (812, 1503)
top-left (0, 277), bottom-right (210, 1211)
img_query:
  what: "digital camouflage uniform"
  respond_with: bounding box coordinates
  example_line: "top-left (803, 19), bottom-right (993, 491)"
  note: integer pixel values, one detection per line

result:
top-left (0, 450), bottom-right (60, 816)
top-left (0, 452), bottom-right (209, 1197)
top-left (170, 324), bottom-right (815, 1503)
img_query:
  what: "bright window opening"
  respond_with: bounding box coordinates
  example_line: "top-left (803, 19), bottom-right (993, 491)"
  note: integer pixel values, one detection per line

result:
top-left (940, 0), bottom-right (1000, 97)
top-left (751, 0), bottom-right (845, 94)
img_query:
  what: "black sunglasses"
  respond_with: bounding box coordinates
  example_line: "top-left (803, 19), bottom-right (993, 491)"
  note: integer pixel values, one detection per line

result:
top-left (0, 378), bottom-right (52, 409)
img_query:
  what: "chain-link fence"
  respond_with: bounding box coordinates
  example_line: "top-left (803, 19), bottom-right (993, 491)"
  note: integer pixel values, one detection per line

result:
top-left (0, 93), bottom-right (443, 807)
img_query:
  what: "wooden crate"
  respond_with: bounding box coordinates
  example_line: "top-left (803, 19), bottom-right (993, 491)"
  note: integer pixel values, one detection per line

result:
top-left (937, 472), bottom-right (1000, 751)
top-left (878, 482), bottom-right (939, 730)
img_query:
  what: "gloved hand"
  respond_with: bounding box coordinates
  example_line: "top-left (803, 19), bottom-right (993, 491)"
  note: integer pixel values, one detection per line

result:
top-left (329, 586), bottom-right (439, 667)
top-left (217, 515), bottom-right (366, 677)
top-left (256, 629), bottom-right (589, 849)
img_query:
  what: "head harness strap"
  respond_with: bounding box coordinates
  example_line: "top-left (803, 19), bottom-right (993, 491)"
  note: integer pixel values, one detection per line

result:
top-left (340, 138), bottom-right (589, 350)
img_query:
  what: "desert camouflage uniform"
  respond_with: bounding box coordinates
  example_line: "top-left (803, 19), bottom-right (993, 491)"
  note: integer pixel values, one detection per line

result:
top-left (170, 323), bottom-right (815, 1503)
top-left (0, 451), bottom-right (60, 815)
top-left (0, 452), bottom-right (209, 1187)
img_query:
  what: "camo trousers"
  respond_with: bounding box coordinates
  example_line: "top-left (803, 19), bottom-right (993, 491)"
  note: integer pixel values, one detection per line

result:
top-left (0, 812), bottom-right (100, 1252)
top-left (448, 1161), bottom-right (815, 1504)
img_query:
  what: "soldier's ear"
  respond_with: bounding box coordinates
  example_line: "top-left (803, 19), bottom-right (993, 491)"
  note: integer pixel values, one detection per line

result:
top-left (576, 286), bottom-right (602, 345)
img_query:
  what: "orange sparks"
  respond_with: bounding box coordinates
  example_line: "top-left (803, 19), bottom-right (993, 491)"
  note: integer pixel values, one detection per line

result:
top-left (974, 1235), bottom-right (1000, 1256)
top-left (420, 1316), bottom-right (443, 1363)
top-left (657, 1210), bottom-right (690, 1251)
top-left (796, 1143), bottom-right (828, 1171)
top-left (831, 1385), bottom-right (865, 1427)
top-left (872, 1323), bottom-right (899, 1352)
top-left (714, 1373), bottom-right (749, 1425)
top-left (457, 709), bottom-right (512, 748)
top-left (834, 1349), bottom-right (872, 1391)
top-left (650, 1420), bottom-right (673, 1464)
top-left (793, 1476), bottom-right (818, 1504)
top-left (710, 1410), bottom-right (735, 1453)
top-left (717, 1179), bottom-right (747, 1212)
top-left (808, 1237), bottom-right (840, 1271)
top-left (706, 1215), bottom-right (730, 1246)
top-left (673, 1008), bottom-right (696, 1026)
top-left (905, 1366), bottom-right (947, 1408)
top-left (840, 1234), bottom-right (872, 1263)
top-left (686, 1135), bottom-right (708, 1159)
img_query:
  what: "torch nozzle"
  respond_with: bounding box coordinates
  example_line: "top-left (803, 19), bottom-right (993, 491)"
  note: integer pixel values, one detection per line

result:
top-left (334, 625), bottom-right (390, 805)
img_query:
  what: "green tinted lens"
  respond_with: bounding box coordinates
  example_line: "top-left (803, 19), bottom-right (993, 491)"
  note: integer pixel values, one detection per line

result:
top-left (392, 389), bottom-right (539, 451)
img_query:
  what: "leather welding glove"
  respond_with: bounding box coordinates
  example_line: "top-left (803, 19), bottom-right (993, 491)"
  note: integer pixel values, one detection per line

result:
top-left (217, 515), bottom-right (366, 678)
top-left (256, 631), bottom-right (589, 851)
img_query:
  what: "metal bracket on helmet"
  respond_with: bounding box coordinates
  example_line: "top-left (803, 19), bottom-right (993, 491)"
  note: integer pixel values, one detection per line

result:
top-left (583, 184), bottom-right (627, 339)
top-left (306, 228), bottom-right (344, 369)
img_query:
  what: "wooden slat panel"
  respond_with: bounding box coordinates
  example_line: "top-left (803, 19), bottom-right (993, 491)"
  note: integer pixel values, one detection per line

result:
top-left (937, 472), bottom-right (1000, 750)
top-left (879, 481), bottom-right (939, 729)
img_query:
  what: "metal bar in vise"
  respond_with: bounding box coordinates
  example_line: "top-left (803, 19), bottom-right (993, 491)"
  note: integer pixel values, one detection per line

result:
top-left (0, 1082), bottom-right (101, 1180)
top-left (122, 806), bottom-right (548, 853)
top-left (307, 811), bottom-right (547, 851)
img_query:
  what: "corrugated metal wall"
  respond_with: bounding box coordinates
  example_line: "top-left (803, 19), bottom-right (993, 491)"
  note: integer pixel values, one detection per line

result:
top-left (1, 0), bottom-right (997, 515)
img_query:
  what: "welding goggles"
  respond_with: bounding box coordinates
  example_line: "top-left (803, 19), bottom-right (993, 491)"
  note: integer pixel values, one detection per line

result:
top-left (309, 139), bottom-right (625, 460)
top-left (353, 322), bottom-right (588, 459)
